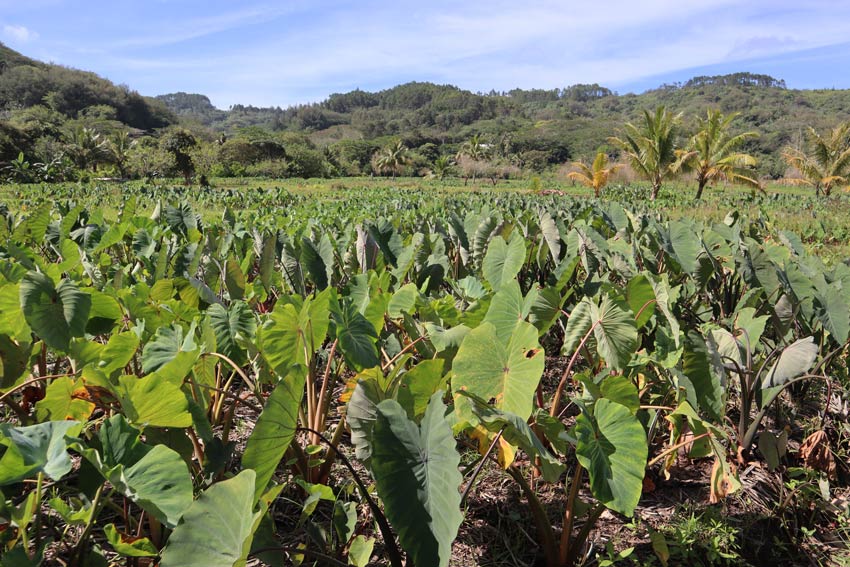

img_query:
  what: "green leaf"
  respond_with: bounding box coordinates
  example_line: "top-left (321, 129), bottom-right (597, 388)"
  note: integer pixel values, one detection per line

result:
top-left (0, 421), bottom-right (81, 484)
top-left (104, 524), bottom-right (158, 557)
top-left (762, 337), bottom-right (818, 389)
top-left (575, 399), bottom-right (647, 516)
top-left (348, 535), bottom-right (375, 567)
top-left (114, 445), bottom-right (193, 528)
top-left (20, 272), bottom-right (91, 351)
top-left (160, 470), bottom-right (260, 567)
top-left (242, 366), bottom-right (306, 501)
top-left (333, 301), bottom-right (379, 371)
top-left (590, 295), bottom-right (637, 371)
top-left (626, 274), bottom-right (656, 329)
top-left (681, 331), bottom-right (726, 421)
top-left (208, 301), bottom-right (256, 365)
top-left (141, 323), bottom-right (196, 374)
top-left (35, 377), bottom-right (94, 422)
top-left (258, 291), bottom-right (330, 369)
top-left (452, 321), bottom-right (544, 421)
top-left (371, 394), bottom-right (463, 567)
top-left (482, 235), bottom-right (525, 291)
top-left (397, 359), bottom-right (447, 420)
top-left (115, 374), bottom-right (193, 428)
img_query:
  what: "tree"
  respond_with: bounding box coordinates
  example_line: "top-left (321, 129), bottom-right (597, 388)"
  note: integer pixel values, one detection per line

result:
top-left (107, 130), bottom-right (136, 178)
top-left (609, 106), bottom-right (682, 200)
top-left (456, 134), bottom-right (490, 184)
top-left (160, 129), bottom-right (197, 185)
top-left (781, 123), bottom-right (850, 196)
top-left (678, 110), bottom-right (760, 200)
top-left (373, 141), bottom-right (409, 179)
top-left (566, 152), bottom-right (621, 198)
top-left (65, 127), bottom-right (108, 172)
top-left (425, 155), bottom-right (454, 180)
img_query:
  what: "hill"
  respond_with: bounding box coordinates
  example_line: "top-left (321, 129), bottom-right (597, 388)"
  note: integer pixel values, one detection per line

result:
top-left (4, 40), bottom-right (850, 179)
top-left (157, 74), bottom-right (850, 177)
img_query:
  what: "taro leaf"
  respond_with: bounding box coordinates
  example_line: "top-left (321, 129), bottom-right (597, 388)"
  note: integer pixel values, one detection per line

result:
top-left (664, 221), bottom-right (700, 274)
top-left (0, 420), bottom-right (81, 484)
top-left (575, 399), bottom-right (647, 516)
top-left (626, 274), bottom-right (656, 329)
top-left (35, 377), bottom-right (95, 422)
top-left (259, 231), bottom-right (277, 293)
top-left (141, 323), bottom-right (196, 374)
top-left (301, 234), bottom-right (334, 290)
top-left (0, 334), bottom-right (29, 390)
top-left (333, 500), bottom-right (357, 544)
top-left (681, 331), bottom-right (726, 422)
top-left (242, 366), bottom-right (306, 501)
top-left (258, 290), bottom-right (330, 369)
top-left (452, 321), bottom-right (544, 421)
top-left (115, 374), bottom-right (193, 428)
top-left (590, 294), bottom-right (638, 371)
top-left (20, 272), bottom-right (91, 351)
top-left (482, 280), bottom-right (527, 343)
top-left (224, 257), bottom-right (246, 301)
top-left (115, 444), bottom-right (193, 528)
top-left (348, 535), bottom-right (375, 567)
top-left (207, 301), bottom-right (256, 365)
top-left (160, 470), bottom-right (260, 567)
top-left (104, 524), bottom-right (158, 557)
top-left (371, 394), bottom-right (462, 567)
top-left (761, 337), bottom-right (818, 390)
top-left (332, 300), bottom-right (379, 371)
top-left (397, 359), bottom-right (447, 420)
top-left (528, 286), bottom-right (566, 336)
top-left (482, 235), bottom-right (525, 291)
top-left (814, 285), bottom-right (850, 344)
top-left (346, 376), bottom-right (386, 466)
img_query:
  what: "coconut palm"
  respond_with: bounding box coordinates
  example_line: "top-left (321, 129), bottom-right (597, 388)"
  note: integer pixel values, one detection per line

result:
top-left (374, 141), bottom-right (409, 179)
top-left (108, 130), bottom-right (136, 178)
top-left (677, 110), bottom-right (760, 200)
top-left (425, 155), bottom-right (454, 180)
top-left (65, 127), bottom-right (108, 172)
top-left (566, 152), bottom-right (621, 198)
top-left (781, 123), bottom-right (850, 196)
top-left (609, 106), bottom-right (682, 200)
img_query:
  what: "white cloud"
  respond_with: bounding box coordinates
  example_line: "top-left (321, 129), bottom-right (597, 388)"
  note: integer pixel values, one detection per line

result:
top-left (3, 24), bottom-right (39, 43)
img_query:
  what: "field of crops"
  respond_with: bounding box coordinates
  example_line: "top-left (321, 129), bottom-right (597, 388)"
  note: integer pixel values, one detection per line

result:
top-left (1, 178), bottom-right (849, 566)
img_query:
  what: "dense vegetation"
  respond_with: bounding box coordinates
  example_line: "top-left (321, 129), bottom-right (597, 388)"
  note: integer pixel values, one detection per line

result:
top-left (4, 42), bottom-right (850, 186)
top-left (0, 180), bottom-right (848, 566)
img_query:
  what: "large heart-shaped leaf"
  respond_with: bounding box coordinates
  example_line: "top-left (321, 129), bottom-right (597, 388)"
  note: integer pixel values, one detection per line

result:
top-left (482, 235), bottom-right (525, 291)
top-left (371, 394), bottom-right (462, 567)
top-left (207, 300), bottom-right (256, 365)
top-left (0, 421), bottom-right (81, 484)
top-left (761, 336), bottom-right (818, 389)
top-left (452, 321), bottom-right (544, 421)
top-left (20, 272), bottom-right (91, 351)
top-left (575, 399), bottom-right (647, 516)
top-left (160, 470), bottom-right (260, 567)
top-left (562, 295), bottom-right (637, 371)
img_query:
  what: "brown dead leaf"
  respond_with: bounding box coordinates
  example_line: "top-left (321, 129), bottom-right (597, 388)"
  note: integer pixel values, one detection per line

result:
top-left (799, 430), bottom-right (836, 478)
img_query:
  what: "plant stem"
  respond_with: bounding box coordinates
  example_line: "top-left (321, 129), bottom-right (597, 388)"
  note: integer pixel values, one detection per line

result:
top-left (507, 466), bottom-right (558, 567)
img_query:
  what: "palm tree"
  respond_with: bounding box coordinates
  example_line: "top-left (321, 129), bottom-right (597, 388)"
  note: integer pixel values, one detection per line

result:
top-left (457, 134), bottom-right (489, 162)
top-left (781, 123), bottom-right (850, 196)
top-left (65, 127), bottom-right (108, 172)
top-left (374, 141), bottom-right (409, 179)
top-left (566, 152), bottom-right (621, 198)
top-left (108, 130), bottom-right (136, 178)
top-left (425, 155), bottom-right (454, 180)
top-left (456, 134), bottom-right (490, 184)
top-left (677, 110), bottom-right (760, 200)
top-left (609, 106), bottom-right (682, 200)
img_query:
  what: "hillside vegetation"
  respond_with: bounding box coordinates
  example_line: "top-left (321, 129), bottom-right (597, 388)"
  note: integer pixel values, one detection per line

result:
top-left (3, 42), bottom-right (850, 181)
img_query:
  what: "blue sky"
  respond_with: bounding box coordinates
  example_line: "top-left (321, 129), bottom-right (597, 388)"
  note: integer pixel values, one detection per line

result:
top-left (2, 1), bottom-right (850, 109)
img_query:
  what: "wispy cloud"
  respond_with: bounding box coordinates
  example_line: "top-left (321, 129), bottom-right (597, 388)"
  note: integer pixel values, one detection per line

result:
top-left (2, 24), bottom-right (39, 43)
top-left (6, 0), bottom-right (850, 107)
